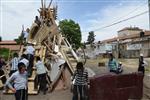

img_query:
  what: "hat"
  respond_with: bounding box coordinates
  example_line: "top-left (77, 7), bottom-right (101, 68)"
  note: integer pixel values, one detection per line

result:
top-left (119, 62), bottom-right (122, 64)
top-left (140, 53), bottom-right (143, 56)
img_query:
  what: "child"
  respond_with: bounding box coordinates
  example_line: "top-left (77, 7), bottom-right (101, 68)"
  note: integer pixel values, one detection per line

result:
top-left (0, 56), bottom-right (7, 86)
top-left (34, 56), bottom-right (47, 94)
top-left (108, 53), bottom-right (118, 74)
top-left (72, 62), bottom-right (89, 100)
top-left (9, 53), bottom-right (19, 76)
top-left (5, 62), bottom-right (28, 100)
top-left (138, 53), bottom-right (148, 75)
top-left (117, 62), bottom-right (123, 74)
top-left (19, 54), bottom-right (29, 69)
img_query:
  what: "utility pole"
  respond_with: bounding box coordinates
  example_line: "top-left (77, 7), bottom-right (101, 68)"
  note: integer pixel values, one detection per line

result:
top-left (148, 0), bottom-right (150, 29)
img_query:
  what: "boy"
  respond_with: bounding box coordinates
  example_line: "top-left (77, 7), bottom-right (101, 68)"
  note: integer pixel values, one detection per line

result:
top-left (9, 53), bottom-right (19, 76)
top-left (5, 62), bottom-right (28, 100)
top-left (34, 56), bottom-right (47, 94)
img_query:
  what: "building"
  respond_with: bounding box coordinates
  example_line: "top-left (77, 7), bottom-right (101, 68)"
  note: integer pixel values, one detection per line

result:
top-left (0, 40), bottom-right (21, 52)
top-left (118, 27), bottom-right (143, 37)
top-left (101, 27), bottom-right (150, 58)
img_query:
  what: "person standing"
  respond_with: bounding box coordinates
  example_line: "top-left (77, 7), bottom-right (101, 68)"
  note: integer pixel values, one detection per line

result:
top-left (0, 56), bottom-right (7, 85)
top-left (26, 42), bottom-right (35, 77)
top-left (34, 56), bottom-right (47, 94)
top-left (108, 53), bottom-right (118, 74)
top-left (138, 53), bottom-right (147, 75)
top-left (5, 62), bottom-right (28, 100)
top-left (19, 54), bottom-right (29, 70)
top-left (22, 28), bottom-right (30, 44)
top-left (117, 62), bottom-right (123, 74)
top-left (72, 62), bottom-right (89, 100)
top-left (34, 16), bottom-right (41, 27)
top-left (9, 53), bottom-right (19, 76)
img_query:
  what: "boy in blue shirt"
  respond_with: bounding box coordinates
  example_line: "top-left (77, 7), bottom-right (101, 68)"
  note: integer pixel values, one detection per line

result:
top-left (6, 62), bottom-right (28, 100)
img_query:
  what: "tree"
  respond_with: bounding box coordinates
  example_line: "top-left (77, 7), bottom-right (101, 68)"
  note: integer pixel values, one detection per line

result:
top-left (14, 35), bottom-right (23, 44)
top-left (0, 36), bottom-right (2, 41)
top-left (59, 19), bottom-right (82, 49)
top-left (0, 48), bottom-right (9, 60)
top-left (87, 31), bottom-right (95, 44)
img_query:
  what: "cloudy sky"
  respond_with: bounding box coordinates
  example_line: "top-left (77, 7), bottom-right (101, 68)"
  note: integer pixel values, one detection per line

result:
top-left (0, 0), bottom-right (149, 42)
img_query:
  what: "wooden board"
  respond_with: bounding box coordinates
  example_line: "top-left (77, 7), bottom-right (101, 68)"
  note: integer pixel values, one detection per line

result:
top-left (28, 81), bottom-right (38, 94)
top-left (0, 80), bottom-right (3, 89)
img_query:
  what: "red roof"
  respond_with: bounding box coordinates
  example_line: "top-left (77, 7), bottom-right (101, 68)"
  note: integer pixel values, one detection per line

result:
top-left (102, 31), bottom-right (150, 43)
top-left (0, 40), bottom-right (17, 45)
top-left (0, 40), bottom-right (20, 51)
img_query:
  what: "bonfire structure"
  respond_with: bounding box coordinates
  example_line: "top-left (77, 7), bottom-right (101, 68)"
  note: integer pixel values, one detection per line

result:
top-left (2, 0), bottom-right (83, 94)
top-left (24, 0), bottom-right (81, 94)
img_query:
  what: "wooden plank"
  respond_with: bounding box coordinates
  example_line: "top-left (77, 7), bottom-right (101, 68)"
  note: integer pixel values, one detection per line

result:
top-left (28, 81), bottom-right (38, 94)
top-left (50, 65), bottom-right (65, 92)
top-left (60, 49), bottom-right (74, 74)
top-left (28, 70), bottom-right (36, 81)
top-left (0, 80), bottom-right (3, 88)
top-left (42, 47), bottom-right (46, 62)
top-left (44, 42), bottom-right (53, 53)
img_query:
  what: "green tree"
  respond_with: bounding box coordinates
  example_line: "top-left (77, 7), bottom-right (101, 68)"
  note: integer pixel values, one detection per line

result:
top-left (0, 36), bottom-right (2, 41)
top-left (0, 48), bottom-right (9, 60)
top-left (14, 35), bottom-right (23, 45)
top-left (87, 31), bottom-right (95, 44)
top-left (59, 19), bottom-right (82, 49)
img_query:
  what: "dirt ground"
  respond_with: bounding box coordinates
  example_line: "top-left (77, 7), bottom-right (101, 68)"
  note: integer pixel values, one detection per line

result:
top-left (86, 57), bottom-right (150, 100)
top-left (0, 58), bottom-right (150, 100)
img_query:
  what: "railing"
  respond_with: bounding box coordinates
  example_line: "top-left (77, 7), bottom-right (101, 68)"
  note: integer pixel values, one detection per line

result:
top-left (63, 38), bottom-right (79, 61)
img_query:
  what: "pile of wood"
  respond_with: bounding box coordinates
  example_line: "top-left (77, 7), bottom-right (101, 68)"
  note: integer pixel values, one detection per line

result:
top-left (2, 0), bottom-right (80, 95)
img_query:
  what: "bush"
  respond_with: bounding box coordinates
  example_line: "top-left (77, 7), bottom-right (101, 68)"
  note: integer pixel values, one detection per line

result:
top-left (0, 48), bottom-right (9, 60)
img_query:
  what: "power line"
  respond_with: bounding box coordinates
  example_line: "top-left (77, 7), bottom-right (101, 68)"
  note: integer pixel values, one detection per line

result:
top-left (112, 2), bottom-right (147, 23)
top-left (93, 11), bottom-right (148, 32)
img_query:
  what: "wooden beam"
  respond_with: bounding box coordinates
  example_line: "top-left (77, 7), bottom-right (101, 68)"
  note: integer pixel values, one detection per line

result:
top-left (48, 0), bottom-right (53, 9)
top-left (43, 41), bottom-right (52, 53)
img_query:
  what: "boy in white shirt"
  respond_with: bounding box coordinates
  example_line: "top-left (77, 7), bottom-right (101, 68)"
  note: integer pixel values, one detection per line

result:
top-left (26, 43), bottom-right (35, 77)
top-left (34, 56), bottom-right (47, 94)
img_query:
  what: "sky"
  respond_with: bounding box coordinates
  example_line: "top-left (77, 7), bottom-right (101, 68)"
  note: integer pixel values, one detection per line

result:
top-left (0, 0), bottom-right (149, 42)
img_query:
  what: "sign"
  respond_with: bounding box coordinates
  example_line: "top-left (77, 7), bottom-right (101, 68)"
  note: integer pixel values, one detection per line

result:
top-left (127, 43), bottom-right (141, 50)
